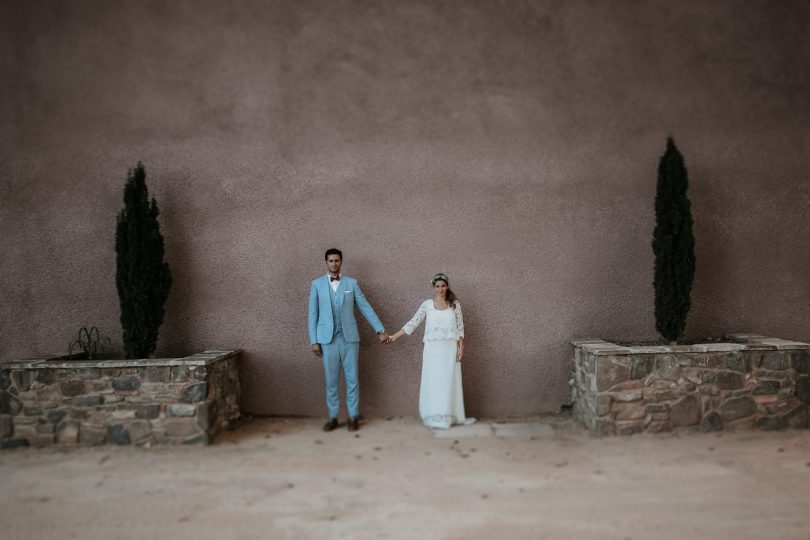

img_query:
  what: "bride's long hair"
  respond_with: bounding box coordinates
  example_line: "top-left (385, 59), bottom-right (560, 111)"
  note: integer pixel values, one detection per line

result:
top-left (435, 279), bottom-right (458, 309)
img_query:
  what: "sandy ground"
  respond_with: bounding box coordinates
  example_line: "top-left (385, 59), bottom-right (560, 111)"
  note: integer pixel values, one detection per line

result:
top-left (2, 414), bottom-right (810, 540)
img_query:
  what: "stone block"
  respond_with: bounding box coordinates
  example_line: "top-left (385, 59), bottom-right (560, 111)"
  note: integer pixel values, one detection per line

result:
top-left (79, 427), bottom-right (106, 445)
top-left (60, 380), bottom-right (86, 397)
top-left (73, 395), bottom-right (103, 407)
top-left (57, 421), bottom-right (80, 443)
top-left (128, 420), bottom-right (152, 442)
top-left (36, 386), bottom-right (61, 401)
top-left (180, 383), bottom-right (208, 403)
top-left (698, 384), bottom-right (719, 396)
top-left (36, 422), bottom-right (56, 434)
top-left (701, 411), bottom-right (723, 432)
top-left (31, 433), bottom-right (55, 448)
top-left (629, 355), bottom-right (653, 379)
top-left (757, 415), bottom-right (787, 431)
top-left (683, 368), bottom-right (711, 385)
top-left (654, 355), bottom-right (680, 380)
top-left (144, 367), bottom-right (172, 382)
top-left (616, 419), bottom-right (648, 436)
top-left (103, 395), bottom-right (124, 404)
top-left (0, 391), bottom-right (23, 416)
top-left (112, 376), bottom-right (141, 392)
top-left (182, 433), bottom-right (210, 445)
top-left (164, 420), bottom-right (200, 437)
top-left (171, 366), bottom-right (192, 382)
top-left (791, 352), bottom-right (810, 375)
top-left (715, 371), bottom-right (745, 390)
top-left (136, 404), bottom-right (161, 419)
top-left (197, 401), bottom-right (218, 431)
top-left (596, 395), bottom-right (612, 416)
top-left (796, 376), bottom-right (810, 403)
top-left (784, 404), bottom-right (808, 428)
top-left (0, 369), bottom-right (10, 390)
top-left (192, 366), bottom-right (208, 381)
top-left (0, 415), bottom-right (13, 438)
top-left (720, 396), bottom-right (757, 422)
top-left (77, 368), bottom-right (101, 379)
top-left (11, 371), bottom-right (35, 391)
top-left (1, 438), bottom-right (29, 449)
top-left (724, 352), bottom-right (750, 372)
top-left (670, 394), bottom-right (701, 427)
top-left (693, 354), bottom-right (725, 369)
top-left (140, 382), bottom-right (182, 396)
top-left (674, 354), bottom-right (696, 367)
top-left (111, 409), bottom-right (136, 419)
top-left (35, 369), bottom-right (56, 385)
top-left (610, 380), bottom-right (644, 391)
top-left (645, 421), bottom-right (672, 433)
top-left (761, 352), bottom-right (788, 370)
top-left (88, 380), bottom-right (112, 393)
top-left (646, 389), bottom-right (676, 402)
top-left (168, 404), bottom-right (196, 417)
top-left (107, 424), bottom-right (131, 445)
top-left (753, 380), bottom-right (781, 395)
top-left (23, 405), bottom-right (42, 416)
top-left (613, 389), bottom-right (643, 402)
top-left (615, 407), bottom-right (646, 421)
top-left (68, 409), bottom-right (89, 420)
top-left (124, 396), bottom-right (155, 403)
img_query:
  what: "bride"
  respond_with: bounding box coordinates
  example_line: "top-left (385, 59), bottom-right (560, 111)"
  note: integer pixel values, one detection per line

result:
top-left (388, 273), bottom-right (474, 429)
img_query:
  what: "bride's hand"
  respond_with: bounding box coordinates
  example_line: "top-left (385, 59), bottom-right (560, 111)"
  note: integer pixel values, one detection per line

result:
top-left (456, 346), bottom-right (464, 362)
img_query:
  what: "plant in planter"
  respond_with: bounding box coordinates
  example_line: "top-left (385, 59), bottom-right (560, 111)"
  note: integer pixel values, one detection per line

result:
top-left (652, 137), bottom-right (695, 345)
top-left (115, 162), bottom-right (172, 359)
top-left (569, 138), bottom-right (809, 437)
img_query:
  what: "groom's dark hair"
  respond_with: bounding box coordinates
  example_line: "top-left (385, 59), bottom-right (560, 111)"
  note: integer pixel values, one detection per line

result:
top-left (324, 248), bottom-right (343, 260)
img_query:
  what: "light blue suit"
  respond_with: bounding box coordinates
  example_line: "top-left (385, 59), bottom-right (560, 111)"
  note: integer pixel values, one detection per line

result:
top-left (308, 275), bottom-right (384, 418)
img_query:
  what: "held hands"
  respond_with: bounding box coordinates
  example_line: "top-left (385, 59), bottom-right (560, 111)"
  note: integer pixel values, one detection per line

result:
top-left (377, 332), bottom-right (392, 345)
top-left (380, 331), bottom-right (402, 345)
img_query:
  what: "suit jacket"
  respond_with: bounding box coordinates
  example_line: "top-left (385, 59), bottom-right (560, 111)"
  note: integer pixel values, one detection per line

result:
top-left (308, 275), bottom-right (384, 345)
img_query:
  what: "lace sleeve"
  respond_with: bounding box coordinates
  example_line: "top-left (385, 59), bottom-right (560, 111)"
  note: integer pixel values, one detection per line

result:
top-left (454, 302), bottom-right (464, 339)
top-left (402, 301), bottom-right (428, 335)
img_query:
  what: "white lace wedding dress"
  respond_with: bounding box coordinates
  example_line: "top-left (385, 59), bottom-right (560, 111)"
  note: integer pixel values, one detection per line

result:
top-left (403, 300), bottom-right (475, 429)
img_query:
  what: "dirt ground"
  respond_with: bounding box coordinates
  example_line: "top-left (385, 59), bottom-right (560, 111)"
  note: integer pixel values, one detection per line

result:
top-left (2, 415), bottom-right (810, 540)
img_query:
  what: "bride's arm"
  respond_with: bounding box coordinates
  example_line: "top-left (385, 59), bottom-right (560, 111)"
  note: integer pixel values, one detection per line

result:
top-left (390, 301), bottom-right (427, 343)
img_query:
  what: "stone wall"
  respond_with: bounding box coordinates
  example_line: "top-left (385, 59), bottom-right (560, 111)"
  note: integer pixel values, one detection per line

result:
top-left (570, 335), bottom-right (809, 436)
top-left (0, 350), bottom-right (241, 448)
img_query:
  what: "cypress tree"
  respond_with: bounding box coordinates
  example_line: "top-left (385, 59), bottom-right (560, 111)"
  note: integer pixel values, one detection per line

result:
top-left (115, 162), bottom-right (172, 358)
top-left (652, 137), bottom-right (695, 344)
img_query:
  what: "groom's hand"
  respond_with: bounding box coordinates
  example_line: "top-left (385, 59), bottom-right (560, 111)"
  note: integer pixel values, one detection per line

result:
top-left (311, 344), bottom-right (322, 357)
top-left (377, 332), bottom-right (390, 344)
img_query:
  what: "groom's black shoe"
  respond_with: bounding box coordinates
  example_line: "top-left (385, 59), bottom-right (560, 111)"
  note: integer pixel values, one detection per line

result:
top-left (323, 418), bottom-right (339, 432)
top-left (347, 417), bottom-right (360, 432)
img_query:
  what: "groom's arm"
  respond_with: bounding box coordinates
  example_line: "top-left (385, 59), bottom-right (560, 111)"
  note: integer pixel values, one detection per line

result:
top-left (308, 282), bottom-right (319, 346)
top-left (353, 281), bottom-right (386, 337)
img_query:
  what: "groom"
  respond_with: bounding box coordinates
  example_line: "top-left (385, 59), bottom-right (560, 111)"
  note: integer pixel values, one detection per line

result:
top-left (308, 248), bottom-right (389, 432)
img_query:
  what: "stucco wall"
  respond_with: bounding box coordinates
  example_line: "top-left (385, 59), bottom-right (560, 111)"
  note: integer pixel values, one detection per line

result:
top-left (2, 0), bottom-right (809, 417)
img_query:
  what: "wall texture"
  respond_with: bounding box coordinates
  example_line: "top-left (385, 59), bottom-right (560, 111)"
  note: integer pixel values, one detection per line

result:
top-left (2, 0), bottom-right (809, 418)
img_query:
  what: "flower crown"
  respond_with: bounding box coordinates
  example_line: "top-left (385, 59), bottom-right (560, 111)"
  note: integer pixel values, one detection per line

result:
top-left (431, 273), bottom-right (449, 285)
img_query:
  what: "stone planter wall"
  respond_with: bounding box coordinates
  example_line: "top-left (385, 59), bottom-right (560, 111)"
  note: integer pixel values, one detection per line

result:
top-left (0, 350), bottom-right (241, 448)
top-left (570, 335), bottom-right (810, 436)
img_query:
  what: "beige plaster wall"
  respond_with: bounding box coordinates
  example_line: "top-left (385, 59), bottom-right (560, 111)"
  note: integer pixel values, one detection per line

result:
top-left (1, 0), bottom-right (809, 417)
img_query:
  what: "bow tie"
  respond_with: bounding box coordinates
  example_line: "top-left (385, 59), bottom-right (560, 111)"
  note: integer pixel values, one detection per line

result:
top-left (330, 276), bottom-right (340, 282)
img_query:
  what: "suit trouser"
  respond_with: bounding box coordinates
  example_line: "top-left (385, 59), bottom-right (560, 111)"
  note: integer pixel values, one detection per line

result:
top-left (321, 331), bottom-right (360, 418)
